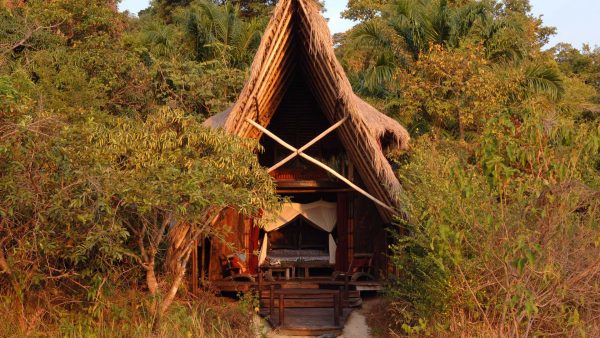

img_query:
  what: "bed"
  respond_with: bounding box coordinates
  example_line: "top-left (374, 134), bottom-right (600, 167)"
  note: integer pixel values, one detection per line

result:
top-left (266, 249), bottom-right (330, 265)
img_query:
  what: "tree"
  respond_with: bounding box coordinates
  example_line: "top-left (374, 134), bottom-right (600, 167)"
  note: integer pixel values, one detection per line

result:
top-left (214, 0), bottom-right (276, 17)
top-left (154, 0), bottom-right (194, 21)
top-left (0, 78), bottom-right (131, 330)
top-left (1, 1), bottom-right (278, 332)
top-left (553, 43), bottom-right (600, 103)
top-left (179, 1), bottom-right (264, 68)
top-left (337, 0), bottom-right (494, 94)
top-left (399, 45), bottom-right (505, 140)
top-left (90, 108), bottom-right (279, 326)
top-left (342, 0), bottom-right (388, 21)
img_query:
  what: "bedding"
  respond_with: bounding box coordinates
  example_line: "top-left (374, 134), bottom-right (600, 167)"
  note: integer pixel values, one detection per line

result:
top-left (264, 249), bottom-right (330, 266)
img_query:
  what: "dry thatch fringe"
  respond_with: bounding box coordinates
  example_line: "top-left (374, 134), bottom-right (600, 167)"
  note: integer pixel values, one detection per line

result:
top-left (205, 0), bottom-right (410, 219)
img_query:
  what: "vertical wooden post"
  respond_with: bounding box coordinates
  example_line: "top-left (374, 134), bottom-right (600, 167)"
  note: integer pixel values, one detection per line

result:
top-left (336, 192), bottom-right (349, 271)
top-left (338, 287), bottom-right (343, 317)
top-left (348, 193), bottom-right (355, 269)
top-left (279, 294), bottom-right (285, 326)
top-left (257, 269), bottom-right (263, 307)
top-left (270, 284), bottom-right (275, 316)
top-left (199, 237), bottom-right (206, 284)
top-left (249, 220), bottom-right (260, 273)
top-left (344, 275), bottom-right (349, 306)
top-left (191, 240), bottom-right (198, 295)
top-left (333, 293), bottom-right (340, 326)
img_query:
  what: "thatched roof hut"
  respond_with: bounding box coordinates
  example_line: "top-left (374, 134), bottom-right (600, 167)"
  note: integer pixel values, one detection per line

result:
top-left (204, 0), bottom-right (409, 222)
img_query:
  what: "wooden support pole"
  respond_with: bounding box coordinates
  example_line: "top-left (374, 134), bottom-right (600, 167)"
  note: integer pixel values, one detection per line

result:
top-left (334, 293), bottom-right (340, 326)
top-left (192, 240), bottom-right (198, 295)
top-left (279, 294), bottom-right (285, 326)
top-left (246, 118), bottom-right (396, 213)
top-left (268, 116), bottom-right (348, 173)
top-left (338, 287), bottom-right (343, 317)
top-left (200, 237), bottom-right (206, 284)
top-left (270, 284), bottom-right (275, 316)
top-left (257, 269), bottom-right (263, 302)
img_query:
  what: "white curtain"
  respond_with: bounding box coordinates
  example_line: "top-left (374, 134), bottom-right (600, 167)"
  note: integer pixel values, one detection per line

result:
top-left (259, 200), bottom-right (337, 265)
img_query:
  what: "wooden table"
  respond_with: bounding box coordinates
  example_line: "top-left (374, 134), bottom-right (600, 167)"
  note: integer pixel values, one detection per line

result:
top-left (261, 265), bottom-right (294, 280)
top-left (295, 262), bottom-right (333, 278)
top-left (271, 288), bottom-right (342, 327)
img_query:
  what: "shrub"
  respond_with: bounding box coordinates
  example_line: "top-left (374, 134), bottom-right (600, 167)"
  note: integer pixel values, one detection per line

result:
top-left (389, 134), bottom-right (600, 336)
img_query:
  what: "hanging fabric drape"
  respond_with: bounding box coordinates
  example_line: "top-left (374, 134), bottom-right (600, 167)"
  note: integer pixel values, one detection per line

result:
top-left (259, 200), bottom-right (337, 265)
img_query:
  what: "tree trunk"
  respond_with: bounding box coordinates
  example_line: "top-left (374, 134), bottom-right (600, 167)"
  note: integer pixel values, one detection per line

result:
top-left (159, 261), bottom-right (187, 316)
top-left (165, 223), bottom-right (191, 275)
top-left (152, 245), bottom-right (192, 333)
top-left (153, 213), bottom-right (217, 331)
top-left (146, 262), bottom-right (159, 295)
top-left (161, 223), bottom-right (194, 315)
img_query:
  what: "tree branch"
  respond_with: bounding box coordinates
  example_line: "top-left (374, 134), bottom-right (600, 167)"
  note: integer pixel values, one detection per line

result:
top-left (1, 21), bottom-right (64, 56)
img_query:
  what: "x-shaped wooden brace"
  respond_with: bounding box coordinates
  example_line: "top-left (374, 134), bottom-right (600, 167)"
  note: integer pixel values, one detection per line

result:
top-left (245, 117), bottom-right (396, 212)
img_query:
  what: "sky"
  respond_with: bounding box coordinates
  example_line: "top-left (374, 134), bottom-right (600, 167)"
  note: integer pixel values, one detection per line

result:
top-left (119, 0), bottom-right (600, 48)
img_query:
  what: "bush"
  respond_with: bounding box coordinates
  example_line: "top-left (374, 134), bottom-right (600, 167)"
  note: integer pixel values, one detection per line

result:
top-left (0, 287), bottom-right (258, 338)
top-left (388, 136), bottom-right (600, 336)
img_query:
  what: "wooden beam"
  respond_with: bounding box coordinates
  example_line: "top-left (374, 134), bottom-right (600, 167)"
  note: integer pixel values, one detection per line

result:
top-left (268, 116), bottom-right (347, 172)
top-left (246, 118), bottom-right (396, 213)
top-left (276, 179), bottom-right (345, 189)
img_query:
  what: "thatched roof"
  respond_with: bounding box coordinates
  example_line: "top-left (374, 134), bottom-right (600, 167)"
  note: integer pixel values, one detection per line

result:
top-left (204, 0), bottom-right (410, 222)
top-left (207, 95), bottom-right (409, 152)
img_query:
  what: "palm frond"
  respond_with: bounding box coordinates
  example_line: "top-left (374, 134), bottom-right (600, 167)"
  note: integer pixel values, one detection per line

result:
top-left (523, 64), bottom-right (565, 101)
top-left (363, 52), bottom-right (397, 92)
top-left (352, 20), bottom-right (394, 50)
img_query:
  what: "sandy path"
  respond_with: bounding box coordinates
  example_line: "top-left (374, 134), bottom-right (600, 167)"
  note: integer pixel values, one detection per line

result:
top-left (254, 305), bottom-right (372, 338)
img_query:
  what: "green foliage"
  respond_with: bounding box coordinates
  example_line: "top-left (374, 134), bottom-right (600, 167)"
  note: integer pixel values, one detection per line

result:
top-left (391, 131), bottom-right (599, 335)
top-left (2, 0), bottom-right (599, 335)
top-left (553, 43), bottom-right (600, 104)
top-left (0, 289), bottom-right (258, 338)
top-left (398, 44), bottom-right (505, 139)
top-left (1, 0), bottom-right (273, 333)
top-left (177, 1), bottom-right (265, 68)
top-left (215, 0), bottom-right (277, 18)
top-left (121, 0), bottom-right (263, 116)
top-left (98, 107), bottom-right (279, 229)
top-left (336, 1), bottom-right (600, 335)
top-left (342, 0), bottom-right (389, 21)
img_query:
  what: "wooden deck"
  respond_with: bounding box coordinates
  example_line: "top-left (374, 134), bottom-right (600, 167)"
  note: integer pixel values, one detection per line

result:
top-left (208, 277), bottom-right (381, 335)
top-left (211, 277), bottom-right (383, 294)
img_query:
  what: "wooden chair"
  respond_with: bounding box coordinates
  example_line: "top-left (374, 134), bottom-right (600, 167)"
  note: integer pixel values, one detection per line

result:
top-left (219, 255), bottom-right (255, 282)
top-left (332, 254), bottom-right (375, 282)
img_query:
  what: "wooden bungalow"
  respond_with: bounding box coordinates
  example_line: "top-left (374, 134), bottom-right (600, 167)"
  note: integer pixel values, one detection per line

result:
top-left (198, 0), bottom-right (409, 301)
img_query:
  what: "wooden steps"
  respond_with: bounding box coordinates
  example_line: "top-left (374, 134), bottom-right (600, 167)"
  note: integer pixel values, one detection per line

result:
top-left (211, 278), bottom-right (379, 308)
top-left (259, 289), bottom-right (362, 308)
top-left (209, 279), bottom-right (378, 335)
top-left (259, 298), bottom-right (362, 308)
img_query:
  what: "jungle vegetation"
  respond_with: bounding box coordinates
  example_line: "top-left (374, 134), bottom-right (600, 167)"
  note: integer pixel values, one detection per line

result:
top-left (0, 0), bottom-right (598, 337)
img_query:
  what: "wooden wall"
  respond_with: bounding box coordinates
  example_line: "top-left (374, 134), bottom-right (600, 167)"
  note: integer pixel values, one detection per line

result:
top-left (207, 209), bottom-right (254, 280)
top-left (352, 192), bottom-right (389, 277)
top-left (201, 192), bottom-right (390, 281)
